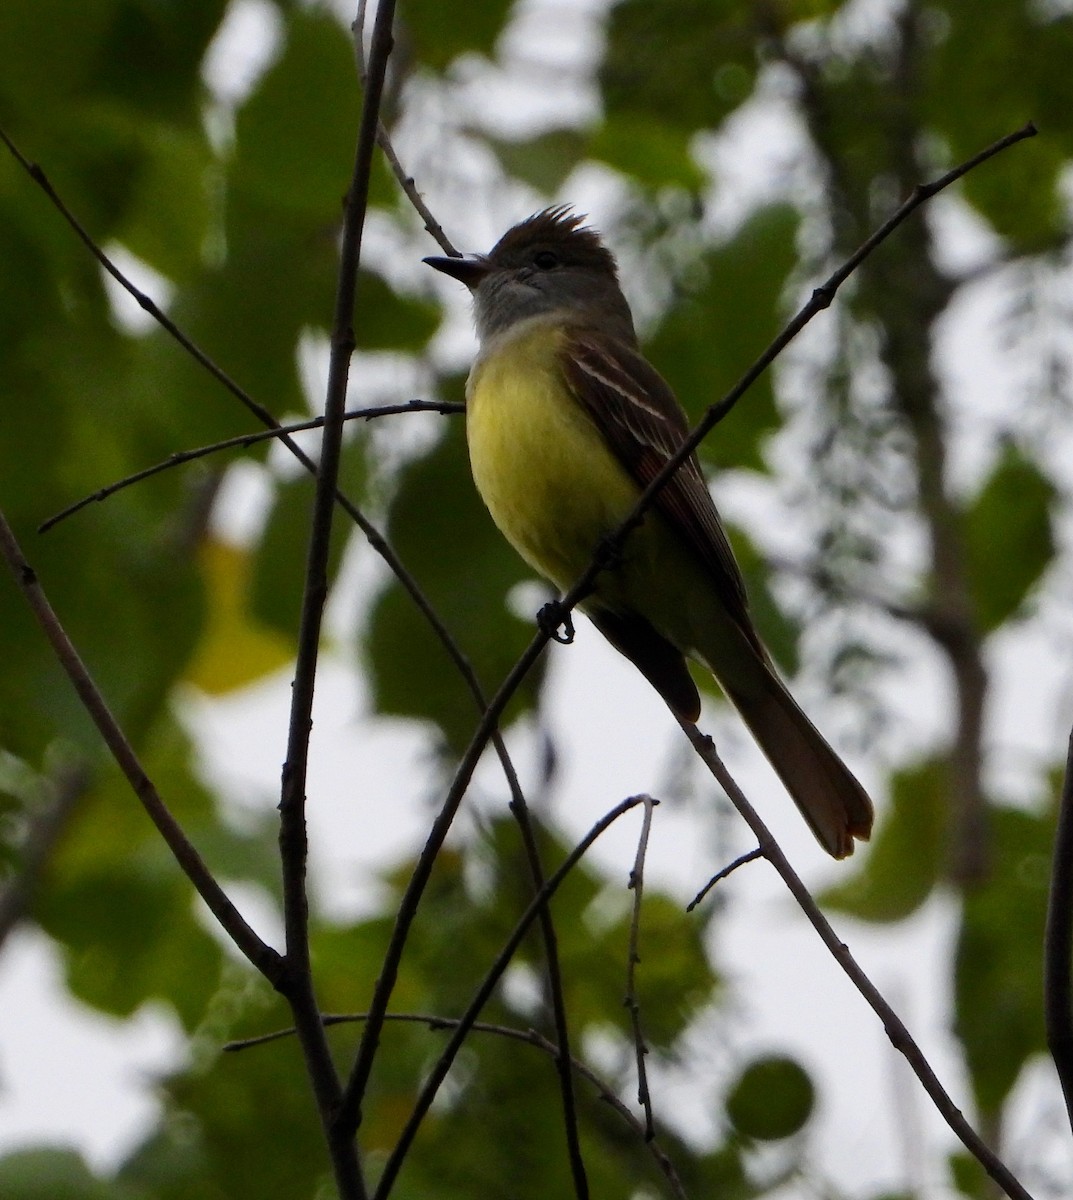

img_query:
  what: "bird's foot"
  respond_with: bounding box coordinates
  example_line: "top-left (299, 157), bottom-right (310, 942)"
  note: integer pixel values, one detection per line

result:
top-left (537, 600), bottom-right (575, 644)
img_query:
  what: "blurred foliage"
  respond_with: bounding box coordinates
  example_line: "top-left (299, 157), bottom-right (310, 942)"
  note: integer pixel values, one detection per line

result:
top-left (1, 0), bottom-right (1071, 1197)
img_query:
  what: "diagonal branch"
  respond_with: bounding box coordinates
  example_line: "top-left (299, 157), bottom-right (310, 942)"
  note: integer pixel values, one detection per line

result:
top-left (677, 717), bottom-right (1033, 1200)
top-left (0, 509), bottom-right (282, 983)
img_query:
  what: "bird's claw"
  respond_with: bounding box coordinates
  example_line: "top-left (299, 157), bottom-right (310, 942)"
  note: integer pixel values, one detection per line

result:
top-left (538, 600), bottom-right (575, 644)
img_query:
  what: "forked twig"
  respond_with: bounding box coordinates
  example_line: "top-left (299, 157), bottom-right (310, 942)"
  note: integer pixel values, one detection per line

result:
top-left (39, 401), bottom-right (463, 534)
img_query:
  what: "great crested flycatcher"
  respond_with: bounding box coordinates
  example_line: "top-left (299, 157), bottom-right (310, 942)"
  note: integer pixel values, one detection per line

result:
top-left (424, 206), bottom-right (873, 858)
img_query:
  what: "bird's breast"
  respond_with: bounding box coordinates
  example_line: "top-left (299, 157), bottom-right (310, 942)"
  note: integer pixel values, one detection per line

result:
top-left (466, 320), bottom-right (641, 592)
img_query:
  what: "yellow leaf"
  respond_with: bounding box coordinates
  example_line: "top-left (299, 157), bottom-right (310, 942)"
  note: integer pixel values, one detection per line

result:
top-left (184, 538), bottom-right (294, 694)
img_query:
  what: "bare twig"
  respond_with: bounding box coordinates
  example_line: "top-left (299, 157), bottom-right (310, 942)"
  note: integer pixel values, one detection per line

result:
top-left (677, 717), bottom-right (1034, 1200)
top-left (39, 401), bottom-right (463, 534)
top-left (351, 0), bottom-right (457, 255)
top-left (624, 795), bottom-right (658, 1138)
top-left (226, 1010), bottom-right (688, 1200)
top-left (370, 795), bottom-right (650, 1200)
top-left (686, 848), bottom-right (763, 913)
top-left (274, 0), bottom-right (398, 1193)
top-left (1045, 725), bottom-right (1073, 1133)
top-left (0, 510), bottom-right (282, 983)
top-left (376, 127), bottom-right (458, 256)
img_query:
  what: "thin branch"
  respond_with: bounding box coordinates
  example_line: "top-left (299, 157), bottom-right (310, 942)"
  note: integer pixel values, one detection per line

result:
top-left (39, 401), bottom-right (463, 534)
top-left (370, 795), bottom-right (650, 1200)
top-left (0, 509), bottom-right (282, 983)
top-left (624, 794), bottom-right (658, 1138)
top-left (376, 127), bottom-right (458, 256)
top-left (274, 0), bottom-right (397, 1194)
top-left (226, 1011), bottom-right (688, 1200)
top-left (1045, 725), bottom-right (1073, 1132)
top-left (686, 848), bottom-right (763, 913)
top-left (351, 1), bottom-right (458, 255)
top-left (677, 717), bottom-right (1034, 1200)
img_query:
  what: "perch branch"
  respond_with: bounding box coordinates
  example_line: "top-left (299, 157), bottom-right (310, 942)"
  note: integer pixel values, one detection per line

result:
top-left (678, 718), bottom-right (1033, 1200)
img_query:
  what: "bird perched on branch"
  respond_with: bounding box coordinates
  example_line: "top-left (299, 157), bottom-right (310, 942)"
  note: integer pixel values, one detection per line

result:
top-left (425, 207), bottom-right (873, 858)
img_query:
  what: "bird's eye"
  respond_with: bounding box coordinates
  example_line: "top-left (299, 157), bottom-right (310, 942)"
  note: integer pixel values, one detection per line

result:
top-left (532, 250), bottom-right (559, 270)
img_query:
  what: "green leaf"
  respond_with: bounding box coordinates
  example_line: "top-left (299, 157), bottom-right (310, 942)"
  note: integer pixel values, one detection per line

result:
top-left (962, 444), bottom-right (1055, 633)
top-left (489, 129), bottom-right (591, 196)
top-left (725, 1055), bottom-right (815, 1141)
top-left (954, 804), bottom-right (1053, 1116)
top-left (590, 114), bottom-right (705, 191)
top-left (117, 120), bottom-right (216, 284)
top-left (250, 435), bottom-right (367, 639)
top-left (397, 0), bottom-right (514, 69)
top-left (232, 9), bottom-right (366, 218)
top-left (31, 716), bottom-right (276, 1028)
top-left (921, 5), bottom-right (1073, 247)
top-left (0, 0), bottom-right (116, 108)
top-left (646, 205), bottom-right (800, 473)
top-left (367, 418), bottom-right (545, 751)
top-left (601, 0), bottom-right (758, 132)
top-left (92, 0), bottom-right (228, 123)
top-left (40, 865), bottom-right (224, 1028)
top-left (821, 758), bottom-right (947, 922)
top-left (0, 1148), bottom-right (138, 1200)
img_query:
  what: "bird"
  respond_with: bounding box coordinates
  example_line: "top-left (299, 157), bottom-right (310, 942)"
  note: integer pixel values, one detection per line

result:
top-left (424, 206), bottom-right (873, 857)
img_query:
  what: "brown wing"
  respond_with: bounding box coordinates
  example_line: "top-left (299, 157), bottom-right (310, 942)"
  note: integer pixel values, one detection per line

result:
top-left (560, 327), bottom-right (761, 651)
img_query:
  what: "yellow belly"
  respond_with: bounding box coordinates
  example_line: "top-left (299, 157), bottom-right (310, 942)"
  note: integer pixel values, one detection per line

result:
top-left (466, 319), bottom-right (640, 594)
top-left (465, 318), bottom-right (762, 692)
